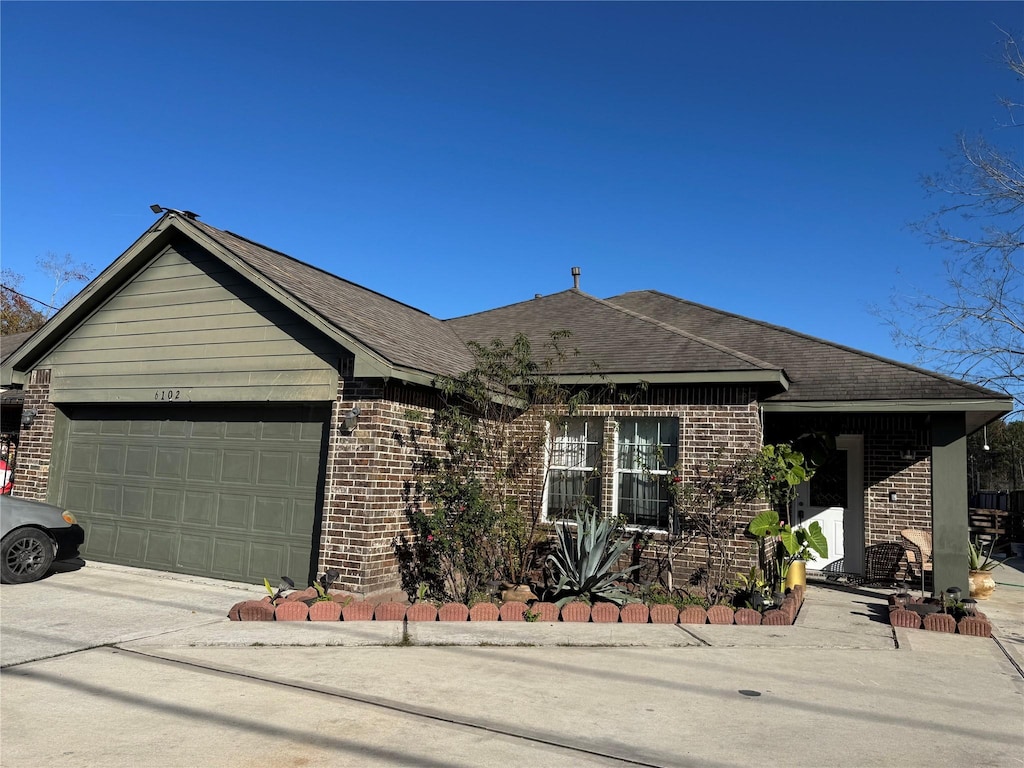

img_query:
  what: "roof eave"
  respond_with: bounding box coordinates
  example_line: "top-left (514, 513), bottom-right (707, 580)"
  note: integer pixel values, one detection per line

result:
top-left (550, 370), bottom-right (791, 388)
top-left (763, 397), bottom-right (1014, 435)
top-left (761, 398), bottom-right (1013, 414)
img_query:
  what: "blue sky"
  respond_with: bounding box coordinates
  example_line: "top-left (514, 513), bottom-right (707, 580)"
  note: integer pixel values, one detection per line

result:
top-left (2, 2), bottom-right (1020, 367)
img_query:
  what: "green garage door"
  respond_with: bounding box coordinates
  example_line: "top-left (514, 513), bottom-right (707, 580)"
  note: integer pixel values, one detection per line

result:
top-left (58, 405), bottom-right (328, 585)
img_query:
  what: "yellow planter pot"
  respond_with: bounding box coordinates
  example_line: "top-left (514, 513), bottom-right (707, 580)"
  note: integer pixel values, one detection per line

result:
top-left (785, 560), bottom-right (807, 590)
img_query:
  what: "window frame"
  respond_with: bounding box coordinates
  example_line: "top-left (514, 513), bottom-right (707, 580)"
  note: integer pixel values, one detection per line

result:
top-left (613, 417), bottom-right (679, 530)
top-left (543, 416), bottom-right (604, 521)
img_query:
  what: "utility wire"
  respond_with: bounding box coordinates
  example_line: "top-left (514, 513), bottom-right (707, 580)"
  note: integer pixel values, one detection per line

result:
top-left (0, 284), bottom-right (57, 311)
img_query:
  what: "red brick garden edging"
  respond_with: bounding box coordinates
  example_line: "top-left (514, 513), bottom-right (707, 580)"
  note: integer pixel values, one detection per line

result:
top-left (227, 585), bottom-right (805, 625)
top-left (886, 594), bottom-right (993, 637)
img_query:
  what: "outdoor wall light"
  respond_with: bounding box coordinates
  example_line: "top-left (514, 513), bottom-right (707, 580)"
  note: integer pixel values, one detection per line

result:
top-left (888, 490), bottom-right (899, 503)
top-left (341, 406), bottom-right (361, 432)
top-left (900, 448), bottom-right (916, 461)
top-left (20, 408), bottom-right (37, 428)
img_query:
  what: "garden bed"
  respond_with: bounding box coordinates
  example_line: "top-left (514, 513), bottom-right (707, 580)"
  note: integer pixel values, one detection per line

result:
top-left (886, 593), bottom-right (993, 637)
top-left (227, 584), bottom-right (805, 625)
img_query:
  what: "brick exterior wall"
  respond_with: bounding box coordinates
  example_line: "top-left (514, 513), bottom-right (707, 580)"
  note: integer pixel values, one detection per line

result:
top-left (317, 374), bottom-right (445, 595)
top-left (317, 382), bottom-right (766, 596)
top-left (11, 369), bottom-right (55, 502)
top-left (9, 360), bottom-right (938, 595)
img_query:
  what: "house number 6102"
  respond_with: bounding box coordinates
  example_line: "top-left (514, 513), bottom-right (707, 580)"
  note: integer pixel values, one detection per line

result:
top-left (155, 390), bottom-right (181, 401)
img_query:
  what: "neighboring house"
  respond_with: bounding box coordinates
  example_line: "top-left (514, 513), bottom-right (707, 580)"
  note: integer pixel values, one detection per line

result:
top-left (3, 211), bottom-right (1012, 595)
top-left (1, 330), bottom-right (37, 490)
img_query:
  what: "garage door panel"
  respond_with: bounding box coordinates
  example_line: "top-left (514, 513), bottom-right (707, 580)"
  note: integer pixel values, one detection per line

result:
top-left (253, 497), bottom-right (289, 534)
top-left (221, 451), bottom-right (255, 484)
top-left (257, 451), bottom-right (293, 487)
top-left (178, 534), bottom-right (212, 571)
top-left (86, 522), bottom-right (116, 558)
top-left (94, 484), bottom-right (121, 515)
top-left (249, 542), bottom-right (285, 578)
top-left (158, 421), bottom-right (189, 439)
top-left (68, 443), bottom-right (97, 473)
top-left (121, 486), bottom-right (150, 518)
top-left (226, 422), bottom-right (258, 440)
top-left (97, 445), bottom-right (126, 475)
top-left (155, 447), bottom-right (186, 480)
top-left (216, 495), bottom-right (250, 529)
top-left (260, 422), bottom-right (298, 440)
top-left (62, 406), bottom-right (326, 584)
top-left (125, 446), bottom-right (155, 477)
top-left (183, 490), bottom-right (216, 526)
top-left (151, 489), bottom-right (181, 522)
top-left (128, 420), bottom-right (159, 437)
top-left (290, 499), bottom-right (316, 534)
top-left (212, 540), bottom-right (246, 576)
top-left (70, 419), bottom-right (102, 436)
top-left (186, 448), bottom-right (219, 481)
top-left (191, 421), bottom-right (225, 439)
top-left (297, 453), bottom-right (321, 486)
top-left (100, 421), bottom-right (129, 437)
top-left (114, 526), bottom-right (146, 560)
top-left (65, 480), bottom-right (94, 509)
top-left (145, 532), bottom-right (178, 567)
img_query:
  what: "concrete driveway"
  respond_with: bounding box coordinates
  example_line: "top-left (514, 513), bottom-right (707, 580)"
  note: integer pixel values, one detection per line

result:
top-left (1, 561), bottom-right (1022, 768)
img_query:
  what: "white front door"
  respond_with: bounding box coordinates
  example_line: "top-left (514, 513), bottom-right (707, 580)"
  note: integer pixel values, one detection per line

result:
top-left (792, 435), bottom-right (864, 574)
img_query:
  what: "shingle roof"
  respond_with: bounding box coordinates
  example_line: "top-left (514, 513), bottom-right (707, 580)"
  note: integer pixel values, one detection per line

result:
top-left (605, 290), bottom-right (1003, 403)
top-left (187, 219), bottom-right (475, 378)
top-left (446, 289), bottom-right (783, 378)
top-left (1, 332), bottom-right (34, 366)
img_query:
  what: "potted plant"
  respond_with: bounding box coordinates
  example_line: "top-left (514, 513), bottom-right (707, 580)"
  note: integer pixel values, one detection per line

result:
top-left (968, 537), bottom-right (1001, 600)
top-left (747, 510), bottom-right (828, 591)
top-left (780, 521), bottom-right (828, 589)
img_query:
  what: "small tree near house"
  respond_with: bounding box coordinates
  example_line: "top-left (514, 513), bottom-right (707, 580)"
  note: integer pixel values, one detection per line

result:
top-left (669, 449), bottom-right (762, 606)
top-left (397, 331), bottom-right (595, 604)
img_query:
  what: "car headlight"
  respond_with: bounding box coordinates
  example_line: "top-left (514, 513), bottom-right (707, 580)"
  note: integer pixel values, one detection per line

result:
top-left (62, 511), bottom-right (77, 525)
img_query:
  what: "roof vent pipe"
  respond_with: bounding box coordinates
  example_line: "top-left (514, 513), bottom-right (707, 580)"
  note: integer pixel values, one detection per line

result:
top-left (571, 266), bottom-right (581, 290)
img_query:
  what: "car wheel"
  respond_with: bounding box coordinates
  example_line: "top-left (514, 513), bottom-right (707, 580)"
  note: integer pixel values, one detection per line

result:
top-left (1, 528), bottom-right (56, 584)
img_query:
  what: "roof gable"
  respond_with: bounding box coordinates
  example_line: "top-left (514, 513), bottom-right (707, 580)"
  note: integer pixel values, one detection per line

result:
top-left (6, 213), bottom-right (474, 385)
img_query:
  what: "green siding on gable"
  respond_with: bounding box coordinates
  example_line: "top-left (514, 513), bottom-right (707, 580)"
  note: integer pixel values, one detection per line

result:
top-left (38, 243), bottom-right (340, 403)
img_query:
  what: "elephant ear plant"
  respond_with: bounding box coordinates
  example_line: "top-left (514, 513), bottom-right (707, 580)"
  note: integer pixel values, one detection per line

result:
top-left (547, 509), bottom-right (639, 607)
top-left (748, 510), bottom-right (828, 592)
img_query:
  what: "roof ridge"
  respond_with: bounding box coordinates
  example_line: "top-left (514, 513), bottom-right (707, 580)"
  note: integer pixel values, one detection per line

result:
top-left (615, 289), bottom-right (1003, 398)
top-left (187, 217), bottom-right (435, 319)
top-left (581, 290), bottom-right (781, 371)
top-left (443, 289), bottom-right (576, 322)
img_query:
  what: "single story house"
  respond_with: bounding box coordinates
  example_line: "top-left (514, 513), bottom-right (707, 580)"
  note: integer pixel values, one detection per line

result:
top-left (4, 210), bottom-right (1012, 596)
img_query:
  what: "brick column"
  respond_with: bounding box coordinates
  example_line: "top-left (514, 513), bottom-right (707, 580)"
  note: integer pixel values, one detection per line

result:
top-left (13, 370), bottom-right (56, 502)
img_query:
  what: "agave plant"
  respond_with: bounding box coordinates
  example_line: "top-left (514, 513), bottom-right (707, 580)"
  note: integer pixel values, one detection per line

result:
top-left (968, 537), bottom-right (1002, 572)
top-left (547, 509), bottom-right (639, 607)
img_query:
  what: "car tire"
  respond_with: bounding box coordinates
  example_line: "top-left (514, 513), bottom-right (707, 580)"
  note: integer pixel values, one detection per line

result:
top-left (1, 527), bottom-right (56, 584)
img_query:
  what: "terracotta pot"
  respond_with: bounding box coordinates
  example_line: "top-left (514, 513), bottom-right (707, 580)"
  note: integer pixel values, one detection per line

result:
top-left (968, 570), bottom-right (996, 600)
top-left (500, 584), bottom-right (538, 603)
top-left (784, 560), bottom-right (807, 590)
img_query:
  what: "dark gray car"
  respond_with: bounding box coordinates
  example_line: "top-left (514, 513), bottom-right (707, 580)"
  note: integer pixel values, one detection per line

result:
top-left (1, 496), bottom-right (85, 583)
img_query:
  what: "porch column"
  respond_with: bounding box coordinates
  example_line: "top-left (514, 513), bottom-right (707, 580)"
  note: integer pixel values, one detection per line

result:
top-left (930, 413), bottom-right (968, 597)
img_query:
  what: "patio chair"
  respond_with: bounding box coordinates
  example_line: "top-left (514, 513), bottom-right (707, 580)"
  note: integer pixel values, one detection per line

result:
top-left (901, 528), bottom-right (933, 596)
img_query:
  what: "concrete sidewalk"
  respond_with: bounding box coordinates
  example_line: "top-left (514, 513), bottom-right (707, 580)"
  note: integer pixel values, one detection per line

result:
top-left (2, 560), bottom-right (1022, 768)
top-left (2, 558), bottom-right (1021, 658)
